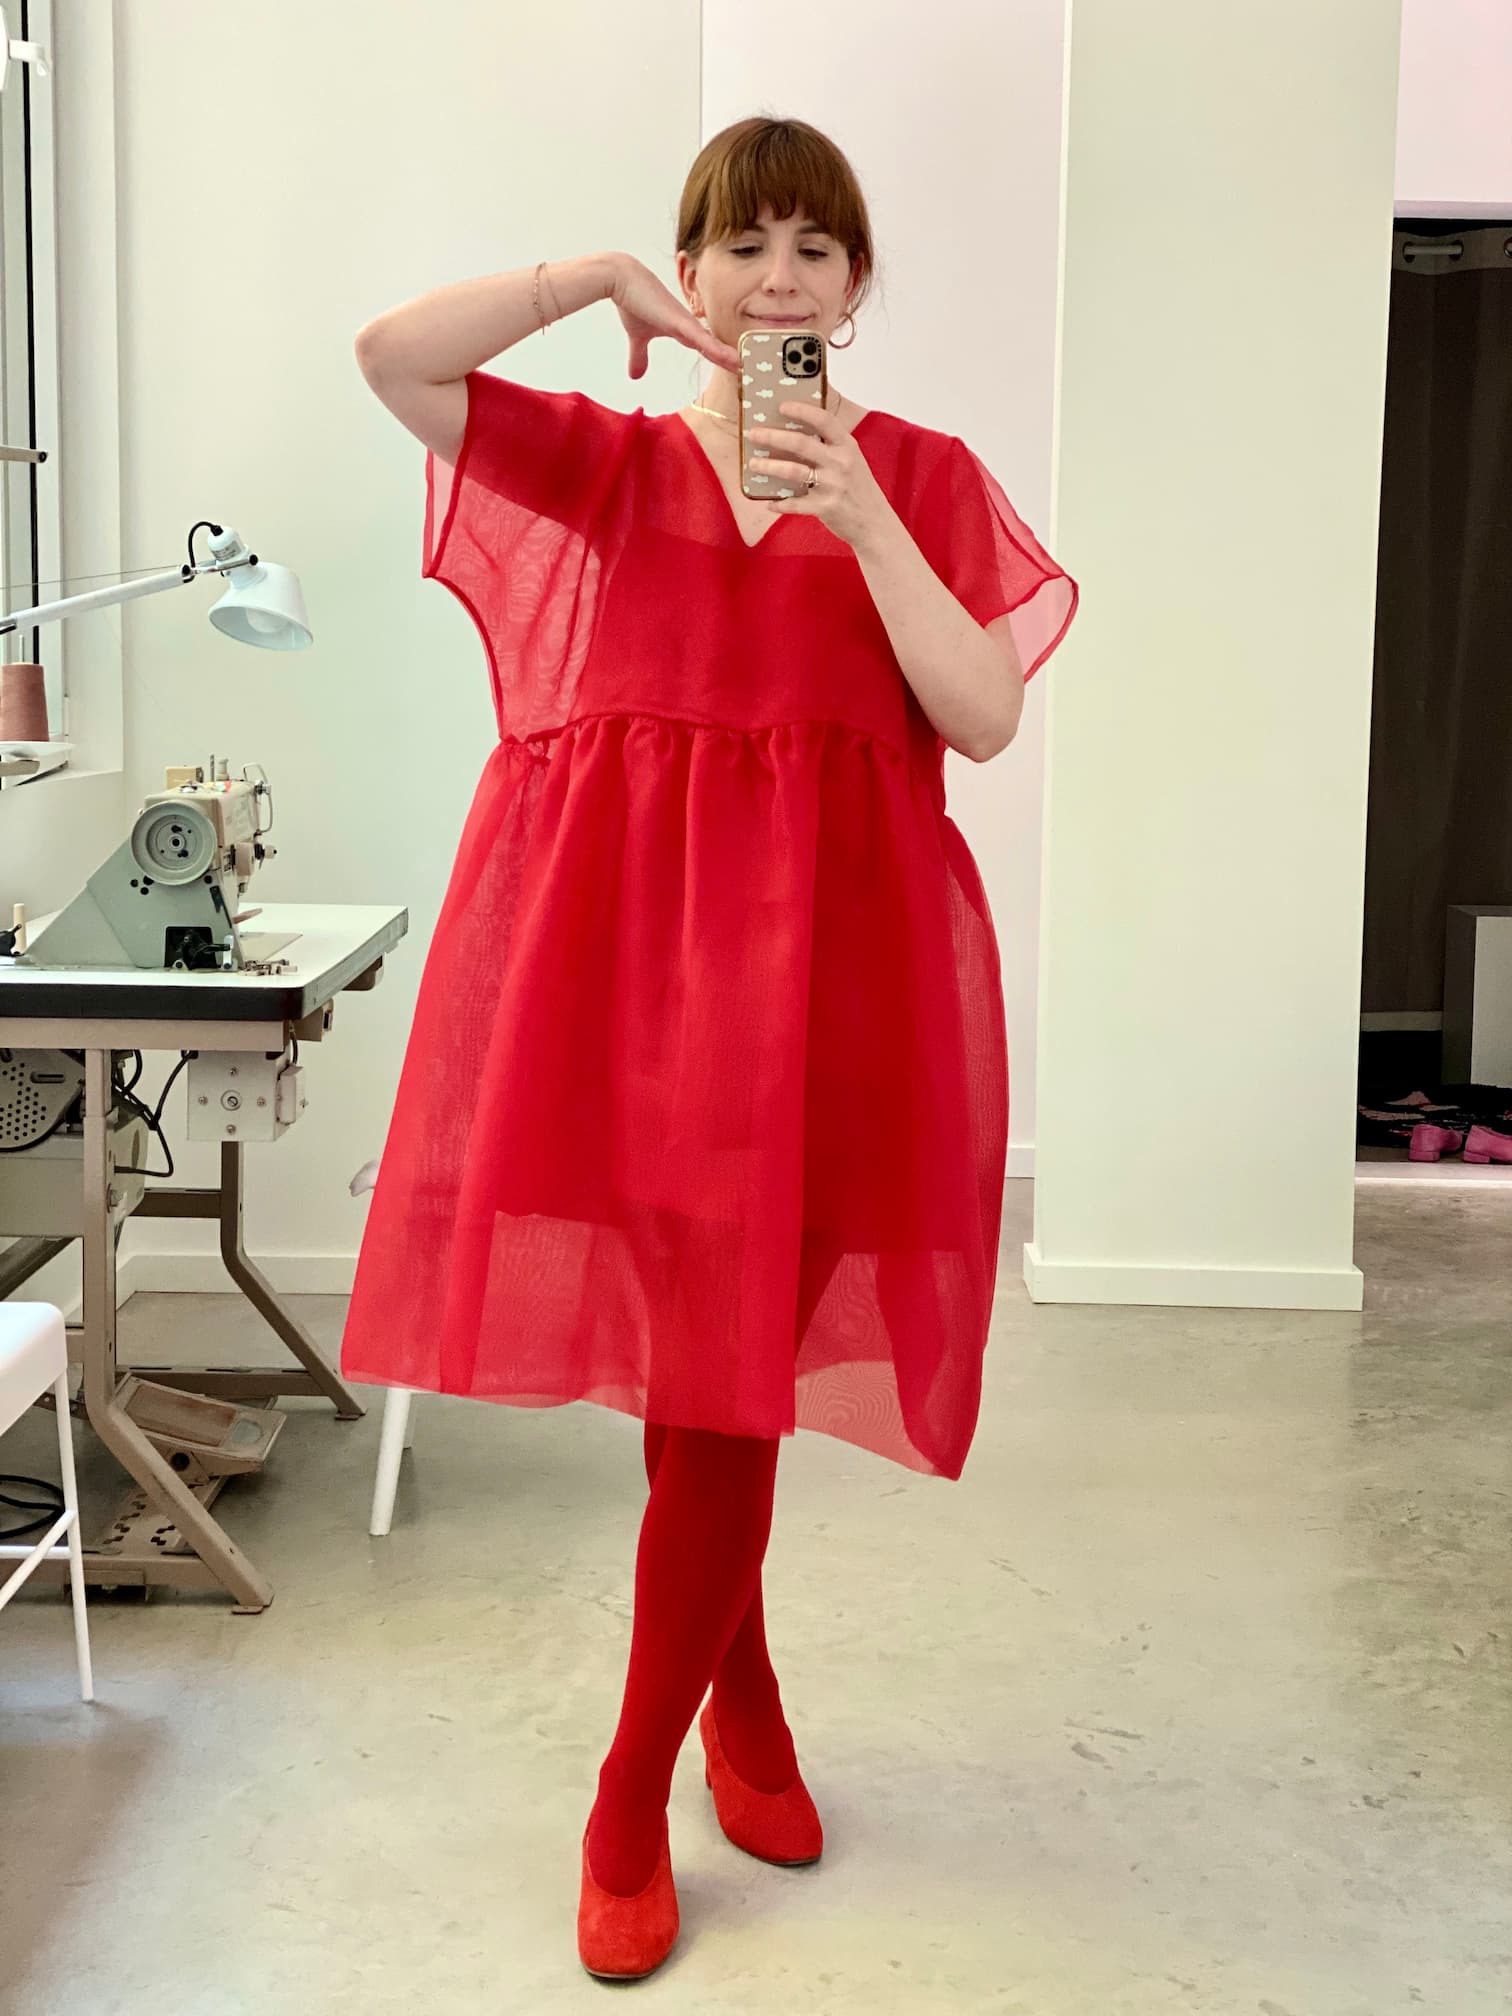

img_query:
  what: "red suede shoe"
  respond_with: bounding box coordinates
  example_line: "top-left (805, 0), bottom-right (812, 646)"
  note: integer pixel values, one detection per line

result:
top-left (698, 1696), bottom-right (823, 1866)
top-left (577, 1819), bottom-right (680, 1982)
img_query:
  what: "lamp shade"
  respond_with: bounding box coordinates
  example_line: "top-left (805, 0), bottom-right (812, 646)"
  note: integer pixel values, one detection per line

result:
top-left (208, 560), bottom-right (312, 650)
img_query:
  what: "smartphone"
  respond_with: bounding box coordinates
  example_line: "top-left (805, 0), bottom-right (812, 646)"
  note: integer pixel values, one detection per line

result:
top-left (738, 327), bottom-right (829, 500)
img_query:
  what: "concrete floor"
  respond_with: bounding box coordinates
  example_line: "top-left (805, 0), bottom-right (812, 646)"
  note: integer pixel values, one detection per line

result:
top-left (1, 1182), bottom-right (1509, 2015)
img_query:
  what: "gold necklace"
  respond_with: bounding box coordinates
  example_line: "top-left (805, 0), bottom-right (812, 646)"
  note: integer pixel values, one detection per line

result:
top-left (689, 389), bottom-right (839, 428)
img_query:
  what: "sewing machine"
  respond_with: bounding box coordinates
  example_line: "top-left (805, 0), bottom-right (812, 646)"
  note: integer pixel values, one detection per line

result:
top-left (17, 759), bottom-right (286, 974)
top-left (0, 764), bottom-right (408, 1607)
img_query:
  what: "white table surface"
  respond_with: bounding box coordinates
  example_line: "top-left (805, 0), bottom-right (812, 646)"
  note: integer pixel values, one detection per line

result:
top-left (0, 902), bottom-right (409, 1027)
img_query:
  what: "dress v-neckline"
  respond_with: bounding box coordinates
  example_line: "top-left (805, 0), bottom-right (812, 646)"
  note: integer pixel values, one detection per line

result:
top-left (670, 407), bottom-right (878, 552)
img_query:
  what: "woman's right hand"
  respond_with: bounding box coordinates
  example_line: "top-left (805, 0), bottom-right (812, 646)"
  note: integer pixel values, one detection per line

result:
top-left (607, 256), bottom-right (741, 380)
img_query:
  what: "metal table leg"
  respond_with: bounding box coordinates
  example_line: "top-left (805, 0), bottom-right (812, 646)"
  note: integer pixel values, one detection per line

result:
top-left (130, 1144), bottom-right (365, 1418)
top-left (75, 1048), bottom-right (275, 1610)
top-left (216, 1140), bottom-right (364, 1417)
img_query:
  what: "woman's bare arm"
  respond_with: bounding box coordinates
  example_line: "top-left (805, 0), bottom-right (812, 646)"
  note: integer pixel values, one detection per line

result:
top-left (354, 253), bottom-right (738, 463)
top-left (354, 255), bottom-right (625, 462)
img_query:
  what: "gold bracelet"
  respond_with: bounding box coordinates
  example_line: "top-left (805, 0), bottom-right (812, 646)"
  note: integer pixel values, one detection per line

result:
top-left (533, 259), bottom-right (560, 333)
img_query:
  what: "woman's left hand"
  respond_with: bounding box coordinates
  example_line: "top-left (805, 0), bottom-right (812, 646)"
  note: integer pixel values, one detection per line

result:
top-left (746, 402), bottom-right (893, 551)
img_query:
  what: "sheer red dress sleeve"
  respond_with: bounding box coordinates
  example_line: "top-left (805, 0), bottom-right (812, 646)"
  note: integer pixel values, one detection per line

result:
top-left (913, 435), bottom-right (1078, 681)
top-left (422, 369), bottom-right (638, 736)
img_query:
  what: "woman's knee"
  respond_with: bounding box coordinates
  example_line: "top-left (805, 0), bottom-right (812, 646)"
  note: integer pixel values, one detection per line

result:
top-left (659, 1424), bottom-right (779, 1492)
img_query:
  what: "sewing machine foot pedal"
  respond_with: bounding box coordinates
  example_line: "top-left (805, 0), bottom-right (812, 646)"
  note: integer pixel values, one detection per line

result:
top-left (115, 1376), bottom-right (287, 1487)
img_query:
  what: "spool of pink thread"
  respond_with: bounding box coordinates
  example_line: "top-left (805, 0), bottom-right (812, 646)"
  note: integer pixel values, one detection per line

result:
top-left (0, 662), bottom-right (49, 742)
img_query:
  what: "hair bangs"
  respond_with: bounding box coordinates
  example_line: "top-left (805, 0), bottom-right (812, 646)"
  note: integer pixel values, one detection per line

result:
top-left (678, 118), bottom-right (876, 312)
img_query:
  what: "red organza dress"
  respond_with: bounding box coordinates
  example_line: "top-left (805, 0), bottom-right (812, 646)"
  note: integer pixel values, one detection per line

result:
top-left (339, 372), bottom-right (1077, 1479)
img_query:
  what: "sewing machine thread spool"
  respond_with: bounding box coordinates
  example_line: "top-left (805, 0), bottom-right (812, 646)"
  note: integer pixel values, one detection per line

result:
top-left (0, 661), bottom-right (48, 742)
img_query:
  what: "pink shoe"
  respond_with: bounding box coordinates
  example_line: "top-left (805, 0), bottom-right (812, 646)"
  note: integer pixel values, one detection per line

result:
top-left (1463, 1123), bottom-right (1512, 1164)
top-left (1408, 1121), bottom-right (1466, 1162)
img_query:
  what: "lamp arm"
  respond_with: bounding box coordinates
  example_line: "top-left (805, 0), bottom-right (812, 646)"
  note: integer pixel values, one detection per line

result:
top-left (0, 552), bottom-right (259, 638)
top-left (0, 565), bottom-right (193, 637)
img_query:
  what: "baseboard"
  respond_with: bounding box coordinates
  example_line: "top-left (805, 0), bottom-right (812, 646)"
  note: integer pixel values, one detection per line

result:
top-left (7, 1240), bottom-right (351, 1322)
top-left (44, 1247), bottom-right (143, 1325)
top-left (46, 1219), bottom-right (1366, 1317)
top-left (1005, 1141), bottom-right (1035, 1181)
top-left (113, 1248), bottom-right (143, 1310)
top-left (1356, 1156), bottom-right (1512, 1190)
top-left (121, 1249), bottom-right (358, 1297)
top-left (1021, 1242), bottom-right (1364, 1311)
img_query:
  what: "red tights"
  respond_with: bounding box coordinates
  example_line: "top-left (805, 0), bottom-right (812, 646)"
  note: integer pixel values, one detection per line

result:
top-left (643, 1420), bottom-right (801, 1796)
top-left (586, 1240), bottom-right (839, 1896)
top-left (585, 1423), bottom-right (799, 1896)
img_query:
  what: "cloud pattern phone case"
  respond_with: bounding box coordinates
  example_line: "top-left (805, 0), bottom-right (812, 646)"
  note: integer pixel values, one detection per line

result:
top-left (739, 330), bottom-right (829, 499)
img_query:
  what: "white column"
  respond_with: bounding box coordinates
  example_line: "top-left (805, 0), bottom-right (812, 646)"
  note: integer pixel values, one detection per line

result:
top-left (1026, 0), bottom-right (1402, 1310)
top-left (702, 0), bottom-right (1071, 1174)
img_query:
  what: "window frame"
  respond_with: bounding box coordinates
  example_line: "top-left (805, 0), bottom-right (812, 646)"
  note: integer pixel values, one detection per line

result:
top-left (0, 0), bottom-right (64, 772)
top-left (0, 0), bottom-right (124, 795)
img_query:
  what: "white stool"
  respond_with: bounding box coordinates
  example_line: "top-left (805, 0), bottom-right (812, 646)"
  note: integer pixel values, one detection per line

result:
top-left (0, 1302), bottom-right (94, 1700)
top-left (368, 1387), bottom-right (417, 1537)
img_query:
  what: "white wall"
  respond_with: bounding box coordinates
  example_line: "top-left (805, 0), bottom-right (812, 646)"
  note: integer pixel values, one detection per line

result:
top-left (1025, 0), bottom-right (1402, 1309)
top-left (1397, 0), bottom-right (1512, 214)
top-left (107, 0), bottom-right (703, 1287)
top-left (0, 6), bottom-right (125, 1318)
top-left (0, 1), bottom-right (124, 921)
top-left (702, 0), bottom-right (1069, 1173)
top-left (16, 1), bottom-right (1431, 1312)
top-left (95, 0), bottom-right (1069, 1291)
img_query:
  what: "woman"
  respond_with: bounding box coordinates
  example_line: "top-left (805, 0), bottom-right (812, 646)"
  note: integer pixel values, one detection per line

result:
top-left (341, 116), bottom-right (1077, 1982)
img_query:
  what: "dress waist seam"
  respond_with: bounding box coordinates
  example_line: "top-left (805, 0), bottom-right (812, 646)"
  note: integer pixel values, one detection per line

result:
top-left (495, 708), bottom-right (915, 769)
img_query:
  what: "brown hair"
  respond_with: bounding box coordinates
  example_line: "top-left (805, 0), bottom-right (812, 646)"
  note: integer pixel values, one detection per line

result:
top-left (676, 117), bottom-right (877, 318)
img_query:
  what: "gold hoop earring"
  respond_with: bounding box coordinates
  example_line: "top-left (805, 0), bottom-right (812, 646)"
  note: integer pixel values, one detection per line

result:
top-left (829, 311), bottom-right (857, 351)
